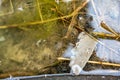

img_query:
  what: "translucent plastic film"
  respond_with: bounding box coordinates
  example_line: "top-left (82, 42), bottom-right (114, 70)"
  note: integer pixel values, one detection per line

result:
top-left (88, 0), bottom-right (120, 63)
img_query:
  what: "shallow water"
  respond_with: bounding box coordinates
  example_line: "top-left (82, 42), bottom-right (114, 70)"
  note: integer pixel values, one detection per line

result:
top-left (0, 0), bottom-right (77, 77)
top-left (88, 0), bottom-right (120, 63)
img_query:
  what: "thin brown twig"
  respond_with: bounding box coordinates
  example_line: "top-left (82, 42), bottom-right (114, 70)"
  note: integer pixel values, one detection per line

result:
top-left (92, 32), bottom-right (120, 40)
top-left (100, 21), bottom-right (118, 36)
top-left (57, 57), bottom-right (120, 67)
top-left (0, 14), bottom-right (73, 29)
top-left (64, 16), bottom-right (76, 38)
top-left (71, 0), bottom-right (89, 15)
top-left (64, 0), bottom-right (89, 38)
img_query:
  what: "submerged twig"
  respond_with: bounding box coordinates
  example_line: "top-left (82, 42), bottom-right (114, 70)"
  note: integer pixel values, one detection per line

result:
top-left (64, 16), bottom-right (76, 38)
top-left (36, 0), bottom-right (43, 21)
top-left (92, 32), bottom-right (120, 40)
top-left (64, 0), bottom-right (89, 38)
top-left (58, 57), bottom-right (120, 67)
top-left (100, 21), bottom-right (119, 36)
top-left (0, 14), bottom-right (72, 29)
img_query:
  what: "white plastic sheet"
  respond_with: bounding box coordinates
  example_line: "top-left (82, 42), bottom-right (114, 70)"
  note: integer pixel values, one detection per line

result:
top-left (88, 0), bottom-right (120, 63)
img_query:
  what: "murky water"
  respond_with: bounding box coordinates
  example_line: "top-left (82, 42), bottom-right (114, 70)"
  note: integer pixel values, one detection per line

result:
top-left (0, 0), bottom-right (78, 78)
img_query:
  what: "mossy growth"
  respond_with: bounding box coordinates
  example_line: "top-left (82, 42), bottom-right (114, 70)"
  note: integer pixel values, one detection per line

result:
top-left (0, 0), bottom-right (73, 25)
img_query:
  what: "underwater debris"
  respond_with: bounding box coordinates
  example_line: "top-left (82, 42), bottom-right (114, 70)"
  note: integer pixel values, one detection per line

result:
top-left (58, 57), bottom-right (120, 67)
top-left (69, 32), bottom-right (97, 75)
